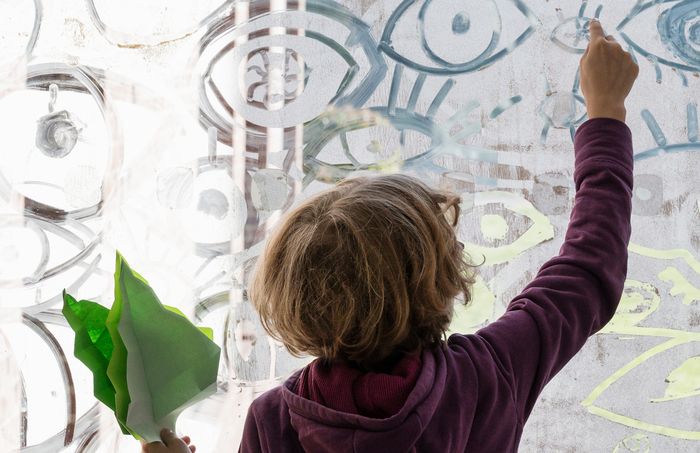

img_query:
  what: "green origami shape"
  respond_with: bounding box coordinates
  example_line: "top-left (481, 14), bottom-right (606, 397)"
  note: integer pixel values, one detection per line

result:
top-left (63, 252), bottom-right (221, 442)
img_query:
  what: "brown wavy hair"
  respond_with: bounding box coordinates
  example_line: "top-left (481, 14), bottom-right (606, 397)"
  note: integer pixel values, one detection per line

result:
top-left (249, 174), bottom-right (475, 370)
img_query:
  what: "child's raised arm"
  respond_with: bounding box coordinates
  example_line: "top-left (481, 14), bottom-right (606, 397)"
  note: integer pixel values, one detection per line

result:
top-left (472, 19), bottom-right (638, 423)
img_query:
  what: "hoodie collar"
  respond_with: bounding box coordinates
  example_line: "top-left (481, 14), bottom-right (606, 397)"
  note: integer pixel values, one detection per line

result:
top-left (280, 347), bottom-right (446, 451)
top-left (296, 352), bottom-right (422, 418)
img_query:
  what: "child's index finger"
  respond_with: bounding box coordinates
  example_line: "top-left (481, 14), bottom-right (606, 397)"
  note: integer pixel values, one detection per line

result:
top-left (587, 19), bottom-right (605, 41)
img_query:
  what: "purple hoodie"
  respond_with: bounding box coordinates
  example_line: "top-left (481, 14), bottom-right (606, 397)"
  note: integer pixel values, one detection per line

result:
top-left (239, 118), bottom-right (633, 452)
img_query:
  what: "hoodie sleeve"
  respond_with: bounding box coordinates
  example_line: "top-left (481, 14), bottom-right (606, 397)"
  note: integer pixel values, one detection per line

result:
top-left (473, 117), bottom-right (633, 423)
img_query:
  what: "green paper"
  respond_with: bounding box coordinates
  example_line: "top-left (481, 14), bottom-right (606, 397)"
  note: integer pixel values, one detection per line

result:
top-left (62, 251), bottom-right (221, 441)
top-left (62, 291), bottom-right (130, 434)
top-left (164, 305), bottom-right (214, 340)
top-left (62, 291), bottom-right (116, 409)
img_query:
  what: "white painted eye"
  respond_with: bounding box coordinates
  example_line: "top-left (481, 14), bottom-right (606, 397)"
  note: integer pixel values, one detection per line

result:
top-left (197, 1), bottom-right (386, 141)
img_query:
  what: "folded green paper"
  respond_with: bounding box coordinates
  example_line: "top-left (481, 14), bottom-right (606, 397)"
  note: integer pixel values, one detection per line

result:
top-left (63, 252), bottom-right (221, 442)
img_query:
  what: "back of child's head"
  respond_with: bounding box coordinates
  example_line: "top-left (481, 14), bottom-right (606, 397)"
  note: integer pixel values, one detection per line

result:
top-left (250, 174), bottom-right (474, 370)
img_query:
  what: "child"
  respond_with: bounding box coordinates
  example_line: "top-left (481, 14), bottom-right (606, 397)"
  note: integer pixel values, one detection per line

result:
top-left (143, 19), bottom-right (638, 453)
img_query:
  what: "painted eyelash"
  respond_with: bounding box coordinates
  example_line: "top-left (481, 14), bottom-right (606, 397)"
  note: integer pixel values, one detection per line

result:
top-left (303, 63), bottom-right (529, 190)
top-left (634, 103), bottom-right (700, 162)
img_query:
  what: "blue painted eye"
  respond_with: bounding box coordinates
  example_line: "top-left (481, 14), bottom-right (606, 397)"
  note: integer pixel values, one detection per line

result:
top-left (550, 2), bottom-right (603, 54)
top-left (379, 0), bottom-right (536, 75)
top-left (618, 0), bottom-right (700, 84)
top-left (197, 0), bottom-right (386, 146)
top-left (303, 66), bottom-right (526, 189)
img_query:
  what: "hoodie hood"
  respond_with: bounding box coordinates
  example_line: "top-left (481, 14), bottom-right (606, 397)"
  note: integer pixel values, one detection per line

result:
top-left (281, 348), bottom-right (447, 453)
top-left (296, 353), bottom-right (422, 418)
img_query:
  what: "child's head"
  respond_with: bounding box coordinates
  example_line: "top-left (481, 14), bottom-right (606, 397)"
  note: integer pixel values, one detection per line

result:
top-left (250, 174), bottom-right (475, 370)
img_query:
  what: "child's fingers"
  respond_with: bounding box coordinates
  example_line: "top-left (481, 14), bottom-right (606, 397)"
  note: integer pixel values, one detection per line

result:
top-left (588, 19), bottom-right (605, 41)
top-left (181, 436), bottom-right (191, 445)
top-left (160, 429), bottom-right (181, 447)
top-left (142, 442), bottom-right (167, 453)
top-left (189, 445), bottom-right (196, 453)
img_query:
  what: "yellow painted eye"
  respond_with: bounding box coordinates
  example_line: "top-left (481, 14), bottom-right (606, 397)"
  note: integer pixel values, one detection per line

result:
top-left (458, 190), bottom-right (554, 266)
top-left (582, 338), bottom-right (700, 440)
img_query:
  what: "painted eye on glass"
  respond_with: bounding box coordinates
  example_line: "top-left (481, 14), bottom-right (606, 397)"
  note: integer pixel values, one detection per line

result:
top-left (304, 66), bottom-right (525, 188)
top-left (302, 63), bottom-right (454, 186)
top-left (0, 65), bottom-right (119, 313)
top-left (583, 338), bottom-right (700, 440)
top-left (303, 106), bottom-right (438, 186)
top-left (618, 0), bottom-right (700, 85)
top-left (0, 64), bottom-right (121, 221)
top-left (0, 213), bottom-right (102, 314)
top-left (550, 2), bottom-right (603, 53)
top-left (457, 191), bottom-right (554, 266)
top-left (197, 0), bottom-right (386, 147)
top-left (379, 0), bottom-right (536, 75)
top-left (86, 0), bottom-right (227, 47)
top-left (157, 136), bottom-right (294, 257)
top-left (157, 157), bottom-right (247, 255)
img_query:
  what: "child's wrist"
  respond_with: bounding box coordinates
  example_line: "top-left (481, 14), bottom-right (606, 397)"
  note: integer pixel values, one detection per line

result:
top-left (586, 103), bottom-right (626, 123)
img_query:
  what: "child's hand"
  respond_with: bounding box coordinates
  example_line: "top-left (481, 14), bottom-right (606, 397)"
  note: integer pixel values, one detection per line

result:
top-left (141, 429), bottom-right (196, 453)
top-left (580, 19), bottom-right (639, 123)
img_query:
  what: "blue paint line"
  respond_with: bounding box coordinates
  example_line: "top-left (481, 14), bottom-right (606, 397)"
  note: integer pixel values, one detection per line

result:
top-left (426, 79), bottom-right (455, 119)
top-left (641, 109), bottom-right (667, 147)
top-left (688, 102), bottom-right (698, 142)
top-left (594, 5), bottom-right (603, 18)
top-left (489, 95), bottom-right (523, 119)
top-left (388, 64), bottom-right (403, 116)
top-left (407, 73), bottom-right (426, 113)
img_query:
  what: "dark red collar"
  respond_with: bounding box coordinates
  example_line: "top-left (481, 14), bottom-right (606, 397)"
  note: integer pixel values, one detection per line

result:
top-left (296, 353), bottom-right (422, 418)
